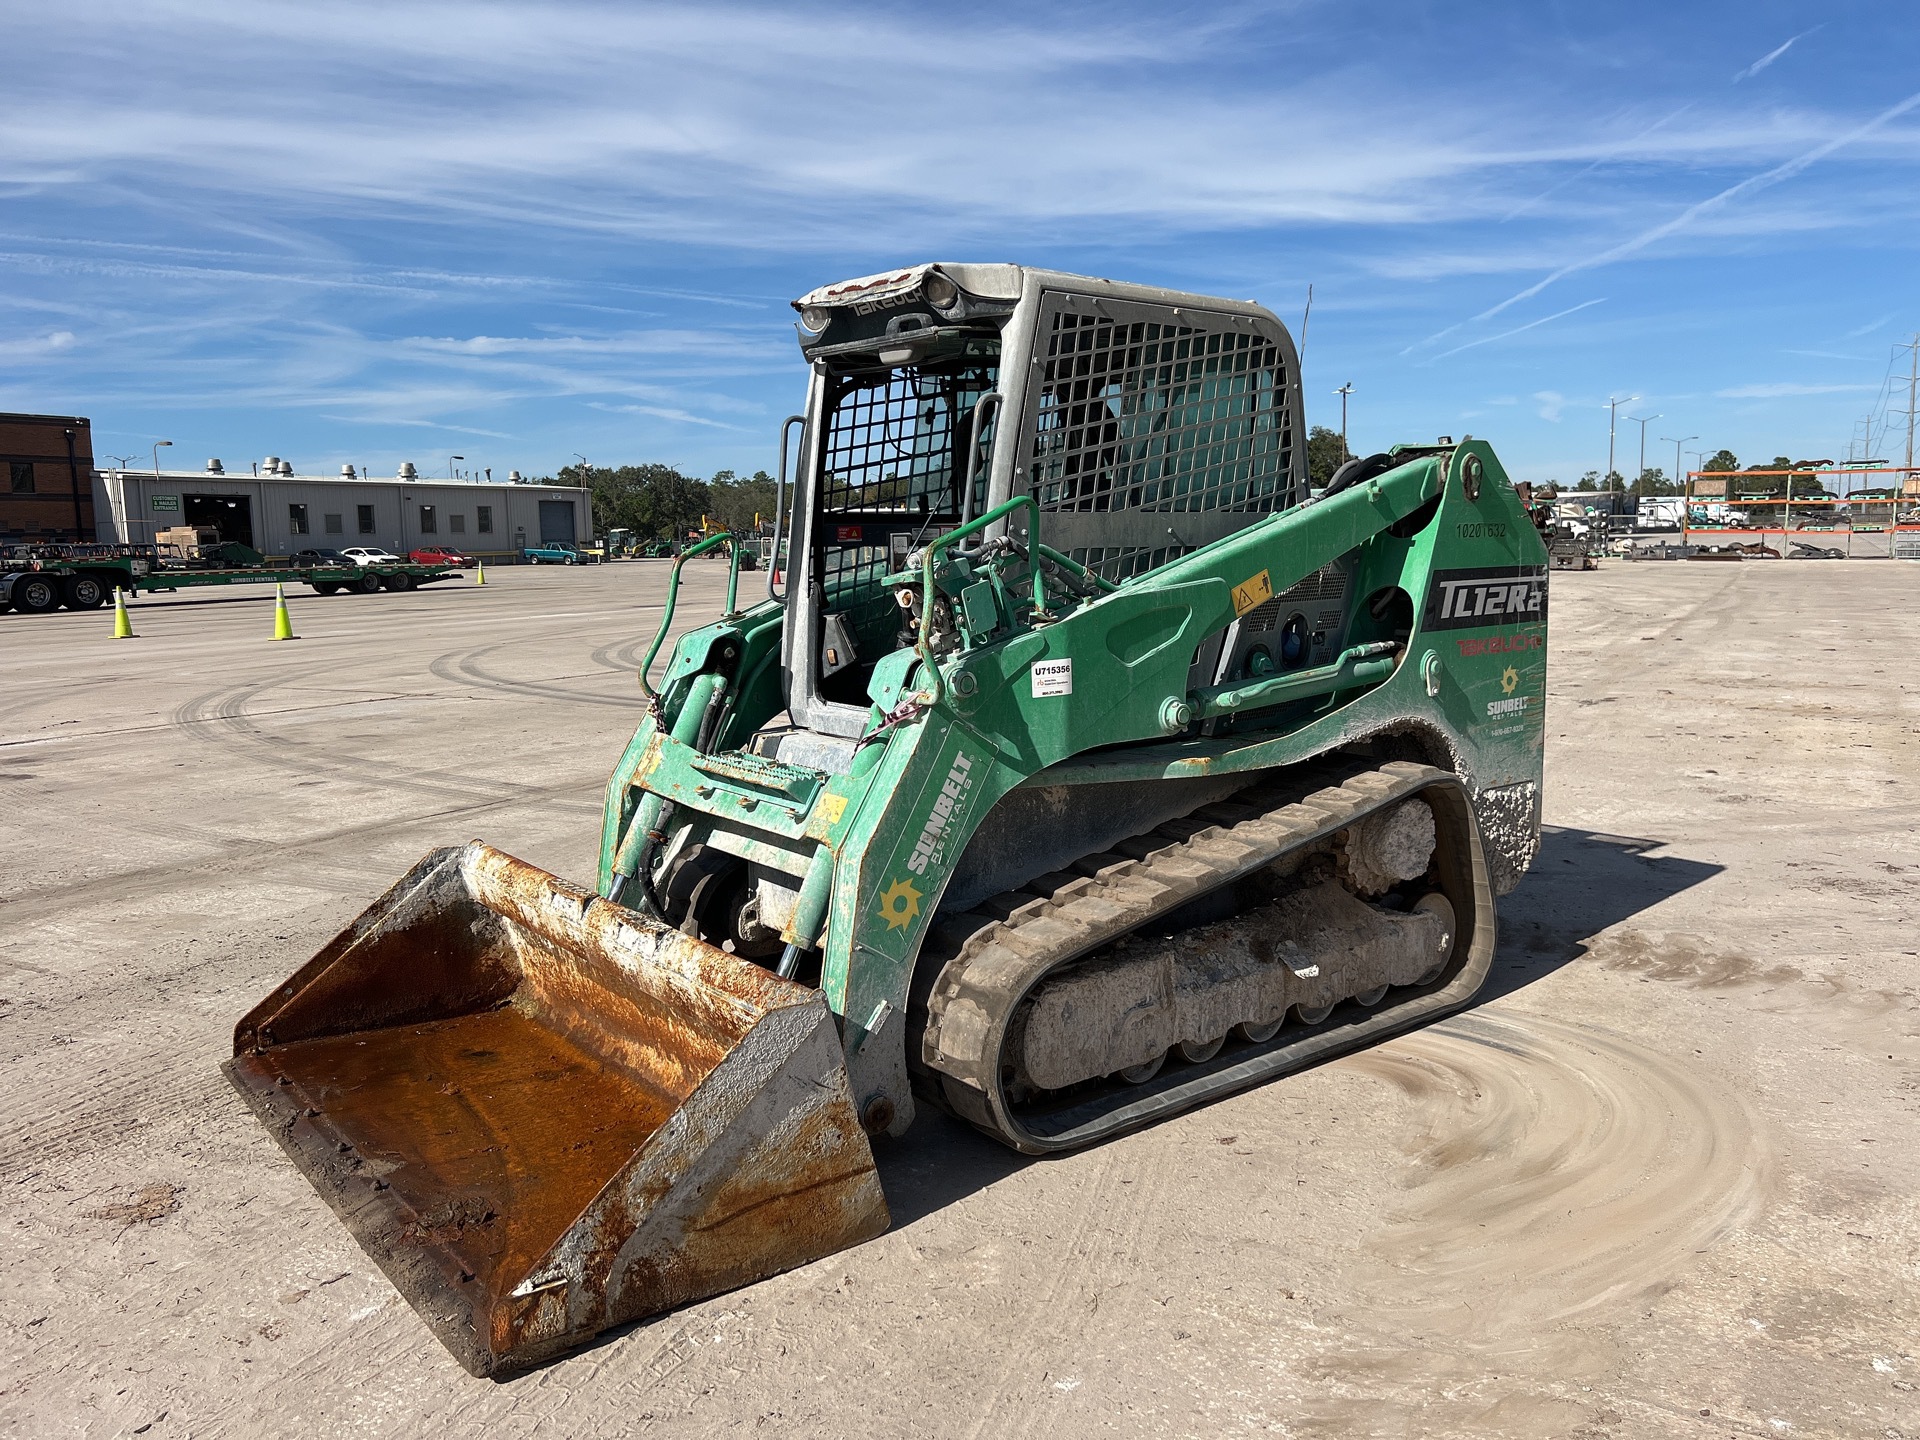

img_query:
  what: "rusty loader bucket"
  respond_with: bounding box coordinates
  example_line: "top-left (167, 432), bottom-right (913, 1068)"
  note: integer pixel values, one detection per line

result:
top-left (225, 842), bottom-right (889, 1376)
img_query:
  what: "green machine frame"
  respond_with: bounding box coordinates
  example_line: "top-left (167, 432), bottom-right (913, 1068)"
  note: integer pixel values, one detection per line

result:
top-left (598, 422), bottom-right (1546, 1137)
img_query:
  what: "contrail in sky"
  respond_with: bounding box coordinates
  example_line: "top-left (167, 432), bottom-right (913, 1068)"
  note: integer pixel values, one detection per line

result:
top-left (1409, 87), bottom-right (1920, 353)
top-left (1501, 104), bottom-right (1696, 224)
top-left (1733, 29), bottom-right (1817, 83)
top-left (1426, 299), bottom-right (1607, 363)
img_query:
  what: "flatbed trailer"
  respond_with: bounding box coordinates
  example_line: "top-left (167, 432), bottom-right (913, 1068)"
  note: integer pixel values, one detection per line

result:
top-left (0, 551), bottom-right (462, 615)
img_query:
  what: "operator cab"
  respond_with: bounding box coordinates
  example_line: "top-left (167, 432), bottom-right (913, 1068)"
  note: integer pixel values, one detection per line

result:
top-left (768, 262), bottom-right (1306, 750)
top-left (779, 267), bottom-right (1012, 735)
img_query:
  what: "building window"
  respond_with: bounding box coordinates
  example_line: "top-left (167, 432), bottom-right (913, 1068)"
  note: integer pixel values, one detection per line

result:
top-left (448, 512), bottom-right (466, 534)
top-left (476, 505), bottom-right (493, 534)
top-left (324, 513), bottom-right (343, 534)
top-left (289, 503), bottom-right (310, 535)
top-left (8, 461), bottom-right (32, 494)
top-left (419, 504), bottom-right (437, 534)
top-left (357, 504), bottom-right (376, 534)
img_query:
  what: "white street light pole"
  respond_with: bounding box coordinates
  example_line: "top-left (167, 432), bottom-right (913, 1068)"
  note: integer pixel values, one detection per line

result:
top-left (1334, 383), bottom-right (1354, 457)
top-left (1662, 434), bottom-right (1698, 487)
top-left (151, 439), bottom-right (172, 478)
top-left (1605, 397), bottom-right (1637, 485)
top-left (449, 454), bottom-right (465, 479)
top-left (1628, 413), bottom-right (1661, 488)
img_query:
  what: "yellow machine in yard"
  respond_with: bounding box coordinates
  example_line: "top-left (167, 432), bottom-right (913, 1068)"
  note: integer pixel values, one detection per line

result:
top-left (226, 263), bottom-right (1547, 1374)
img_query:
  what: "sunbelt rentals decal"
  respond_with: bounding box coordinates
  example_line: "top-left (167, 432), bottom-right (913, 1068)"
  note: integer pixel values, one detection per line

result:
top-left (878, 750), bottom-right (978, 932)
top-left (1487, 664), bottom-right (1532, 717)
top-left (907, 751), bottom-right (974, 875)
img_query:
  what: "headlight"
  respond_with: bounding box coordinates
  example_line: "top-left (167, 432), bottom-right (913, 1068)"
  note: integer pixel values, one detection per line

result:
top-left (799, 304), bottom-right (832, 334)
top-left (922, 272), bottom-right (959, 310)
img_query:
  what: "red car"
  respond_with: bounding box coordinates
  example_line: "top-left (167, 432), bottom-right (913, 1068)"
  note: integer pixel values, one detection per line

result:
top-left (410, 545), bottom-right (474, 568)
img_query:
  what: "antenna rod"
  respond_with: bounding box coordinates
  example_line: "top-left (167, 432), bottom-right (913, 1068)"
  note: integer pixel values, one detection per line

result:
top-left (1298, 284), bottom-right (1312, 372)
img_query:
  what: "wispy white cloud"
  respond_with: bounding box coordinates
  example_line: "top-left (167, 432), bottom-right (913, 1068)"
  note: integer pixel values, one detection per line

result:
top-left (395, 331), bottom-right (773, 362)
top-left (1841, 313), bottom-right (1895, 339)
top-left (1715, 382), bottom-right (1878, 399)
top-left (0, 330), bottom-right (76, 358)
top-left (1534, 390), bottom-right (1566, 423)
top-left (5, 3), bottom-right (1913, 256)
top-left (316, 414), bottom-right (518, 439)
top-left (589, 402), bottom-right (742, 431)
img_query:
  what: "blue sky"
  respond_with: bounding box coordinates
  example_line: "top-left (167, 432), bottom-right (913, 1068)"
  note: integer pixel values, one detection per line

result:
top-left (4, 1), bottom-right (1917, 486)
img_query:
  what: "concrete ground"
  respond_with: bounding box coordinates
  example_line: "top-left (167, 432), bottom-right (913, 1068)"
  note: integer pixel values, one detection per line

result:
top-left (1, 559), bottom-right (1915, 1439)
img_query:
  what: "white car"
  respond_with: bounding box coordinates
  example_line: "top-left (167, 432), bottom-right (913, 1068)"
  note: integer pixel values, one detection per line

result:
top-left (341, 546), bottom-right (404, 568)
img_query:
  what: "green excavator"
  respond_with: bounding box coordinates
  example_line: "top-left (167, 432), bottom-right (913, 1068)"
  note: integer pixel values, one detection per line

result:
top-left (227, 264), bottom-right (1547, 1375)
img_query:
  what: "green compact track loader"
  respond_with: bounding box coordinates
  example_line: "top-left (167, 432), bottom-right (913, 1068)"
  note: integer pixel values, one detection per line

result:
top-left (227, 264), bottom-right (1548, 1375)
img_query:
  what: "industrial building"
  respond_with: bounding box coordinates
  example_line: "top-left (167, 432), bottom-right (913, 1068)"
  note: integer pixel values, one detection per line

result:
top-left (93, 458), bottom-right (591, 559)
top-left (1, 412), bottom-right (96, 542)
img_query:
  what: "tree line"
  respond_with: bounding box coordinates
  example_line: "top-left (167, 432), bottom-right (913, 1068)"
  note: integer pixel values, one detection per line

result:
top-left (549, 440), bottom-right (1840, 532)
top-left (1568, 449), bottom-right (1837, 498)
top-left (534, 464), bottom-right (779, 541)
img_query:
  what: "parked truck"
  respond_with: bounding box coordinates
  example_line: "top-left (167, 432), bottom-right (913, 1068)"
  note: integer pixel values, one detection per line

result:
top-left (0, 543), bottom-right (463, 614)
top-left (522, 539), bottom-right (598, 564)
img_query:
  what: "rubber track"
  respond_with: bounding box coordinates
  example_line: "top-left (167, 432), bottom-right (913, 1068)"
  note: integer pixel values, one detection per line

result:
top-left (916, 760), bottom-right (1490, 1154)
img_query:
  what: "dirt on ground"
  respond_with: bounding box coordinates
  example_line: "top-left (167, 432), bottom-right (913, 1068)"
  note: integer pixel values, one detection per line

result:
top-left (0, 560), bottom-right (1914, 1438)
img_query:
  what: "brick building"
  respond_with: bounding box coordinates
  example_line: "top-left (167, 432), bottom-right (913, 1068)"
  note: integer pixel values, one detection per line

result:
top-left (0, 413), bottom-right (95, 542)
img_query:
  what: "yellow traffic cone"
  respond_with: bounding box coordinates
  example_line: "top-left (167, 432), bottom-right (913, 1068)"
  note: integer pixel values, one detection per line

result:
top-left (270, 583), bottom-right (296, 641)
top-left (112, 588), bottom-right (134, 639)
top-left (475, 559), bottom-right (486, 585)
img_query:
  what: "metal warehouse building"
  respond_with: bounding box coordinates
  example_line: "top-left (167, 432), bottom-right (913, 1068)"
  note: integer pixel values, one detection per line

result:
top-left (93, 459), bottom-right (591, 559)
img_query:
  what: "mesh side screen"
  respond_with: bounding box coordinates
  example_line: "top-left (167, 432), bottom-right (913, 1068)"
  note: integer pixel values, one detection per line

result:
top-left (1062, 544), bottom-right (1194, 583)
top-left (1028, 309), bottom-right (1294, 523)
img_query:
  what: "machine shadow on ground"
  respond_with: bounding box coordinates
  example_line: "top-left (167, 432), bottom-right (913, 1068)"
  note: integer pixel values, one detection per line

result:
top-left (1482, 824), bottom-right (1723, 1004)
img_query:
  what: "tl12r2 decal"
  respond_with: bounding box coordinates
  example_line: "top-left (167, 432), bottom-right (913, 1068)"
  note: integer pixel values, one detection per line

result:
top-left (1422, 566), bottom-right (1549, 632)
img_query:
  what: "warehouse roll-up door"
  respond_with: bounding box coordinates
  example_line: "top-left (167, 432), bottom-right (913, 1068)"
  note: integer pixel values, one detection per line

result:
top-left (538, 500), bottom-right (575, 543)
top-left (185, 493), bottom-right (254, 546)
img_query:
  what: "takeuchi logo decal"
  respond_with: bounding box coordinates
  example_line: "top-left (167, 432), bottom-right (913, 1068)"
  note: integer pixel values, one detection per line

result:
top-left (1423, 566), bottom-right (1549, 633)
top-left (1456, 628), bottom-right (1543, 657)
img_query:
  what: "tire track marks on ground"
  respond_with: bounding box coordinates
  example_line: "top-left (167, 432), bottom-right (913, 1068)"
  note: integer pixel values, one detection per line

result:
top-left (1336, 1007), bottom-right (1771, 1341)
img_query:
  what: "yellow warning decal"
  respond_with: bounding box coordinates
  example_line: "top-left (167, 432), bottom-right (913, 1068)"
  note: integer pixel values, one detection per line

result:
top-left (817, 794), bottom-right (849, 826)
top-left (1231, 569), bottom-right (1273, 617)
